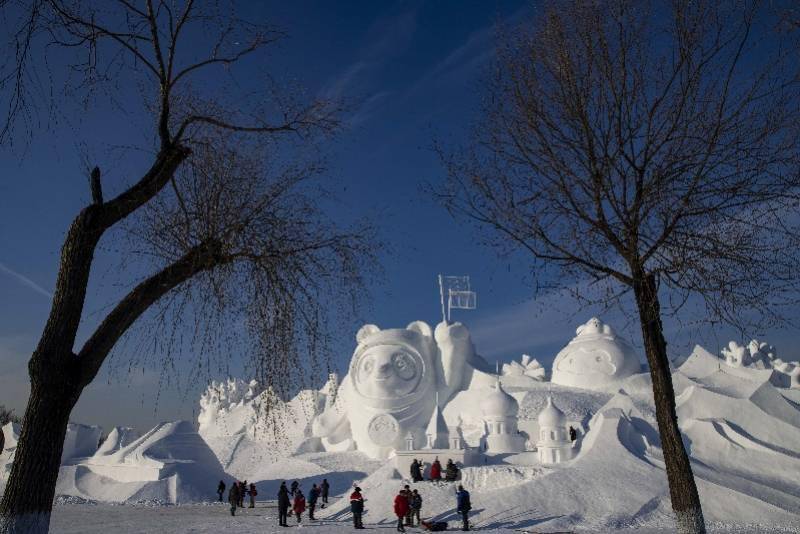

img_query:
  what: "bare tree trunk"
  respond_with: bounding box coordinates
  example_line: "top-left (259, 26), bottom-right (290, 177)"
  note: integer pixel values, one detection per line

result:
top-left (633, 272), bottom-right (705, 534)
top-left (0, 358), bottom-right (82, 534)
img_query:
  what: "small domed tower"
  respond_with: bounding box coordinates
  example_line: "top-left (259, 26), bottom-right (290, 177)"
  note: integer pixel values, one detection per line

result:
top-left (536, 397), bottom-right (572, 464)
top-left (481, 380), bottom-right (525, 453)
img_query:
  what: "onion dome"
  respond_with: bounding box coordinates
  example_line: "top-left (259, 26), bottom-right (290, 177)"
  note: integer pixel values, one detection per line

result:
top-left (481, 379), bottom-right (519, 417)
top-left (538, 396), bottom-right (566, 428)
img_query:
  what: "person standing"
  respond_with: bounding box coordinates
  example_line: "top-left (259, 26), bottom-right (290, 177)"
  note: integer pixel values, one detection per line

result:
top-left (321, 478), bottom-right (330, 506)
top-left (308, 483), bottom-right (320, 520)
top-left (456, 485), bottom-right (471, 531)
top-left (239, 480), bottom-right (247, 507)
top-left (410, 459), bottom-right (421, 482)
top-left (249, 482), bottom-right (257, 508)
top-left (402, 485), bottom-right (413, 527)
top-left (293, 489), bottom-right (306, 524)
top-left (290, 479), bottom-right (299, 497)
top-left (410, 489), bottom-right (422, 526)
top-left (430, 458), bottom-right (442, 481)
top-left (394, 488), bottom-right (410, 533)
top-left (569, 425), bottom-right (577, 442)
top-left (278, 481), bottom-right (291, 527)
top-left (350, 486), bottom-right (365, 529)
top-left (217, 480), bottom-right (226, 502)
top-left (228, 481), bottom-right (240, 517)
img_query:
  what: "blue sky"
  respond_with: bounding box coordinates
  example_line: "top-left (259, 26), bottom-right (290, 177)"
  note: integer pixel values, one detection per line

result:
top-left (1, 0), bottom-right (796, 431)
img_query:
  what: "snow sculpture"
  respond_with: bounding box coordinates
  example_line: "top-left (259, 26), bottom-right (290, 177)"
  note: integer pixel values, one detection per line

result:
top-left (536, 397), bottom-right (572, 464)
top-left (96, 427), bottom-right (141, 456)
top-left (312, 320), bottom-right (476, 459)
top-left (502, 354), bottom-right (545, 380)
top-left (721, 340), bottom-right (800, 388)
top-left (551, 318), bottom-right (641, 390)
top-left (481, 379), bottom-right (526, 453)
top-left (61, 423), bottom-right (103, 463)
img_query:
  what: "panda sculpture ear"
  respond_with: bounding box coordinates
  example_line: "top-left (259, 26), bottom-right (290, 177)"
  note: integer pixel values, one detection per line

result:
top-left (356, 324), bottom-right (381, 344)
top-left (406, 321), bottom-right (433, 339)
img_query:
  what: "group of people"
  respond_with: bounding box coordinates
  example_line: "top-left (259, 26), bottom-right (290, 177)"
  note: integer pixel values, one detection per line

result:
top-left (217, 473), bottom-right (472, 531)
top-left (219, 479), bottom-right (258, 515)
top-left (392, 485), bottom-right (424, 532)
top-left (410, 457), bottom-right (460, 483)
top-left (276, 478), bottom-right (331, 526)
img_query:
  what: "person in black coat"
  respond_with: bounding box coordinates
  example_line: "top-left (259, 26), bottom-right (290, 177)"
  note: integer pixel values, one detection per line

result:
top-left (321, 478), bottom-right (330, 506)
top-left (228, 482), bottom-right (241, 516)
top-left (569, 425), bottom-right (577, 442)
top-left (278, 481), bottom-right (291, 526)
top-left (217, 480), bottom-right (226, 502)
top-left (410, 459), bottom-right (422, 482)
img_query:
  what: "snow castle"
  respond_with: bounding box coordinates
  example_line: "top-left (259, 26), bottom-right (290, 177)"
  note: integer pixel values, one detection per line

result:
top-left (536, 397), bottom-right (573, 464)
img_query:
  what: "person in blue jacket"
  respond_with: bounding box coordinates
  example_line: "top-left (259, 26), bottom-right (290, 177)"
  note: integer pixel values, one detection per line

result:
top-left (456, 485), bottom-right (471, 531)
top-left (308, 483), bottom-right (320, 520)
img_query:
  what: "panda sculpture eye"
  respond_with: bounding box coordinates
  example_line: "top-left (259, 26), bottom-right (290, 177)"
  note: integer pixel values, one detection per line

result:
top-left (392, 352), bottom-right (416, 380)
top-left (361, 356), bottom-right (375, 375)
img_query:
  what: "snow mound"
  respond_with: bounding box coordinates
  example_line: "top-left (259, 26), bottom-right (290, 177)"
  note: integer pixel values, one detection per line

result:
top-left (56, 420), bottom-right (226, 504)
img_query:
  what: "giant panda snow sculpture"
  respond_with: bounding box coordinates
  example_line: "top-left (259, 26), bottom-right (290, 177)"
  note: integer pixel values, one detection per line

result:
top-left (311, 320), bottom-right (476, 459)
top-left (551, 318), bottom-right (641, 391)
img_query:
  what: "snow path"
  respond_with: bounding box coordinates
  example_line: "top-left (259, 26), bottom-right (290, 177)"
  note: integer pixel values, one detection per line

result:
top-left (48, 502), bottom-right (798, 534)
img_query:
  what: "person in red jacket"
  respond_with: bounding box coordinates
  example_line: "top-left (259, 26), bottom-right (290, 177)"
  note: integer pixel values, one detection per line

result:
top-left (394, 489), bottom-right (410, 533)
top-left (430, 457), bottom-right (442, 481)
top-left (293, 489), bottom-right (306, 524)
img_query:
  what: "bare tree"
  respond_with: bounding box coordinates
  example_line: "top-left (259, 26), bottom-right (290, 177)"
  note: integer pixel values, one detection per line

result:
top-left (436, 1), bottom-right (800, 532)
top-left (0, 1), bottom-right (374, 532)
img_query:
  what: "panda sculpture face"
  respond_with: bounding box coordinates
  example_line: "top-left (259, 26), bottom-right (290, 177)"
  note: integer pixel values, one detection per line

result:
top-left (353, 344), bottom-right (424, 400)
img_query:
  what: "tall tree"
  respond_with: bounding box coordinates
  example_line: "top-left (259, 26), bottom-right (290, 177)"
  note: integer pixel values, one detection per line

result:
top-left (436, 1), bottom-right (800, 532)
top-left (0, 1), bottom-right (373, 532)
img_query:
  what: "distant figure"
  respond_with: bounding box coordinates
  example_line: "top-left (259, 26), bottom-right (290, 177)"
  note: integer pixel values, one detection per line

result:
top-left (403, 485), bottom-right (413, 526)
top-left (569, 425), bottom-right (577, 442)
top-left (445, 459), bottom-right (459, 482)
top-left (394, 488), bottom-right (410, 532)
top-left (456, 485), bottom-right (471, 531)
top-left (350, 486), bottom-right (365, 529)
top-left (410, 459), bottom-right (422, 482)
top-left (249, 483), bottom-right (257, 508)
top-left (278, 481), bottom-right (291, 527)
top-left (308, 483), bottom-right (320, 520)
top-left (238, 480), bottom-right (247, 507)
top-left (293, 489), bottom-right (306, 524)
top-left (217, 480), bottom-right (226, 502)
top-left (410, 489), bottom-right (422, 526)
top-left (430, 457), bottom-right (442, 481)
top-left (228, 481), bottom-right (241, 516)
top-left (290, 479), bottom-right (299, 497)
top-left (321, 478), bottom-right (330, 506)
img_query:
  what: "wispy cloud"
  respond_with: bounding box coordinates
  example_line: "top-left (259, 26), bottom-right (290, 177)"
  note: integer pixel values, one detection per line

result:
top-left (0, 261), bottom-right (52, 299)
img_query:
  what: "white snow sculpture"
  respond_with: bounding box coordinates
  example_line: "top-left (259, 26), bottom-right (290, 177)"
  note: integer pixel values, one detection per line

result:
top-left (61, 423), bottom-right (103, 463)
top-left (502, 354), bottom-right (545, 380)
top-left (312, 320), bottom-right (476, 459)
top-left (96, 427), bottom-right (141, 456)
top-left (551, 318), bottom-right (641, 390)
top-left (721, 340), bottom-right (800, 388)
top-left (536, 397), bottom-right (572, 464)
top-left (481, 379), bottom-right (526, 453)
top-left (1, 422), bottom-right (19, 452)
